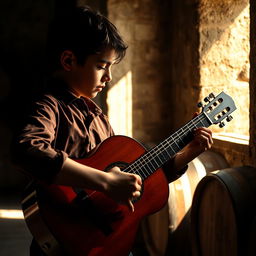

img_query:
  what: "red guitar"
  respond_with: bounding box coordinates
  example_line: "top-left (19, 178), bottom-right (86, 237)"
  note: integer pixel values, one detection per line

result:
top-left (21, 92), bottom-right (236, 256)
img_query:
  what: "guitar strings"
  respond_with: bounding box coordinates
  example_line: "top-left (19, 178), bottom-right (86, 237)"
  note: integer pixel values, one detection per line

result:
top-left (134, 114), bottom-right (207, 178)
top-left (124, 113), bottom-right (209, 179)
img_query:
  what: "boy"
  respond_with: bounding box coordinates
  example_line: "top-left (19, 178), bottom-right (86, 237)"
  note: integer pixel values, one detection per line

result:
top-left (12, 6), bottom-right (213, 256)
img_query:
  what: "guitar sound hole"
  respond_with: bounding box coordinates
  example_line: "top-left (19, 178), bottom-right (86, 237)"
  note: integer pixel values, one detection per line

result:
top-left (105, 161), bottom-right (129, 172)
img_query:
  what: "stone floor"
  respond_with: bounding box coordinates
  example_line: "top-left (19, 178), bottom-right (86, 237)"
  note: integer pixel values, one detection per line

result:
top-left (0, 191), bottom-right (32, 256)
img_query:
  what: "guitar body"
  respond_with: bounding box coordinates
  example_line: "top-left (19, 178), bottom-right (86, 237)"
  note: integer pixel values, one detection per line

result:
top-left (23, 135), bottom-right (169, 256)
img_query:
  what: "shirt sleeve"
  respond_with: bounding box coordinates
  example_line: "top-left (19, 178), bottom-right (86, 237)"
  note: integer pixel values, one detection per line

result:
top-left (162, 157), bottom-right (188, 183)
top-left (11, 96), bottom-right (68, 183)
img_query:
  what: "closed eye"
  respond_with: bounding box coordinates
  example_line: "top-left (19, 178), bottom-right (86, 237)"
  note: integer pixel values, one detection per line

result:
top-left (97, 66), bottom-right (107, 70)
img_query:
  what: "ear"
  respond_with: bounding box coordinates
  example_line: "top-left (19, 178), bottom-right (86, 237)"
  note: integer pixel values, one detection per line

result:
top-left (60, 50), bottom-right (76, 71)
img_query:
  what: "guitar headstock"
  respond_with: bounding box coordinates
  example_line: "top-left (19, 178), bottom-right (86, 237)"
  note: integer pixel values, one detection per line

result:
top-left (198, 92), bottom-right (237, 128)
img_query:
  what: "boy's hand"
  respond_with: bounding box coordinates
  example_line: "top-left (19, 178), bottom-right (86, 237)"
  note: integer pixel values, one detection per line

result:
top-left (190, 127), bottom-right (213, 153)
top-left (105, 167), bottom-right (142, 212)
top-left (189, 112), bottom-right (213, 154)
top-left (171, 113), bottom-right (213, 173)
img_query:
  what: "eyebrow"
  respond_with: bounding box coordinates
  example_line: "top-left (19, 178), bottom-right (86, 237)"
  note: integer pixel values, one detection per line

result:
top-left (98, 59), bottom-right (111, 64)
top-left (98, 59), bottom-right (117, 65)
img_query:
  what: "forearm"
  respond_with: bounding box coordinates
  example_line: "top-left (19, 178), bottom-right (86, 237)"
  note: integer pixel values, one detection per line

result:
top-left (54, 157), bottom-right (108, 192)
top-left (172, 144), bottom-right (203, 172)
top-left (164, 127), bottom-right (213, 181)
top-left (54, 157), bottom-right (142, 212)
top-left (163, 146), bottom-right (202, 183)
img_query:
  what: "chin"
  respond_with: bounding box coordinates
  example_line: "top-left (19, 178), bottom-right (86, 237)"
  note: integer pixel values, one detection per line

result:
top-left (81, 92), bottom-right (98, 99)
top-left (92, 92), bottom-right (99, 98)
top-left (88, 93), bottom-right (98, 99)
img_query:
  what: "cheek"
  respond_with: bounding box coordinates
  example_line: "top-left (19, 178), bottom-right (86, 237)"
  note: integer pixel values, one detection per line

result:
top-left (77, 70), bottom-right (96, 86)
top-left (86, 67), bottom-right (100, 82)
top-left (91, 72), bottom-right (100, 83)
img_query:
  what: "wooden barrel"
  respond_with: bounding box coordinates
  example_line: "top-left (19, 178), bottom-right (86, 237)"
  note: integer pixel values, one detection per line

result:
top-left (165, 150), bottom-right (229, 256)
top-left (139, 150), bottom-right (229, 256)
top-left (168, 150), bottom-right (228, 232)
top-left (191, 166), bottom-right (256, 256)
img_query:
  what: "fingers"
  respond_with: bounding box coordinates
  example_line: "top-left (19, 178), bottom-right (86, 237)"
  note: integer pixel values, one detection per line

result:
top-left (192, 112), bottom-right (199, 118)
top-left (129, 173), bottom-right (142, 199)
top-left (132, 173), bottom-right (142, 186)
top-left (132, 190), bottom-right (141, 198)
top-left (134, 176), bottom-right (142, 191)
top-left (193, 127), bottom-right (213, 150)
top-left (127, 190), bottom-right (141, 212)
top-left (126, 199), bottom-right (135, 212)
top-left (107, 167), bottom-right (142, 212)
top-left (127, 172), bottom-right (142, 195)
top-left (123, 173), bottom-right (142, 212)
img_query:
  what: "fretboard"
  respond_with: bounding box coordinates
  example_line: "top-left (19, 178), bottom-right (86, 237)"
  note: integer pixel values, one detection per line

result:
top-left (124, 113), bottom-right (211, 180)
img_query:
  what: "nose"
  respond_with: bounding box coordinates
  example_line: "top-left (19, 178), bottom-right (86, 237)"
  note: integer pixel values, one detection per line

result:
top-left (103, 68), bottom-right (112, 82)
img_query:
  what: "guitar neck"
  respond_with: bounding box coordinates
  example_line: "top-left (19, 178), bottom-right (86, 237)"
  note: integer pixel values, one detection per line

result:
top-left (124, 113), bottom-right (211, 180)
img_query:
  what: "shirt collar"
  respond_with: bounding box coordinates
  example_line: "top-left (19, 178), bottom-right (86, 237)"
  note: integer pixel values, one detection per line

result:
top-left (46, 77), bottom-right (103, 116)
top-left (81, 97), bottom-right (102, 116)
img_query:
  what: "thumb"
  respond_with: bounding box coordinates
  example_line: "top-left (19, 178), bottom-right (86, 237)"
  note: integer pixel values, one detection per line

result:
top-left (193, 112), bottom-right (199, 118)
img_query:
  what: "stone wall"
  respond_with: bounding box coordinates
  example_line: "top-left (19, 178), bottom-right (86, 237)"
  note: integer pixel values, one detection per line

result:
top-left (250, 0), bottom-right (256, 166)
top-left (107, 0), bottom-right (199, 146)
top-left (106, 0), bottom-right (251, 167)
top-left (198, 0), bottom-right (250, 166)
top-left (199, 0), bottom-right (249, 137)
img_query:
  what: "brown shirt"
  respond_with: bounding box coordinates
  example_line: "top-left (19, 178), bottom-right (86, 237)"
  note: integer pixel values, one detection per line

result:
top-left (12, 79), bottom-right (114, 182)
top-left (12, 79), bottom-right (186, 184)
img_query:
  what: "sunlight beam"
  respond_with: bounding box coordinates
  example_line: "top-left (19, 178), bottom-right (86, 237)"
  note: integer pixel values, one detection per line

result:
top-left (0, 209), bottom-right (24, 219)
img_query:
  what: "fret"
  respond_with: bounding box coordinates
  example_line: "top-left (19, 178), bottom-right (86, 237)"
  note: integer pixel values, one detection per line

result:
top-left (145, 161), bottom-right (157, 175)
top-left (170, 140), bottom-right (181, 153)
top-left (180, 129), bottom-right (193, 144)
top-left (151, 156), bottom-right (160, 168)
top-left (143, 159), bottom-right (155, 175)
top-left (137, 164), bottom-right (154, 181)
top-left (194, 117), bottom-right (204, 128)
top-left (157, 147), bottom-right (171, 163)
top-left (154, 154), bottom-right (164, 166)
top-left (165, 143), bottom-right (176, 155)
top-left (133, 166), bottom-right (147, 180)
top-left (141, 162), bottom-right (153, 176)
top-left (175, 129), bottom-right (186, 147)
top-left (201, 114), bottom-right (211, 127)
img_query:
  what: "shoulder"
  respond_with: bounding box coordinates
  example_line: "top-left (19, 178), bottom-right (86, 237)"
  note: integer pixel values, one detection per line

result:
top-left (31, 93), bottom-right (60, 113)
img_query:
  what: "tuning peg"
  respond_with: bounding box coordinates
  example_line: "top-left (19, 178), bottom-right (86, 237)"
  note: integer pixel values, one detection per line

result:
top-left (209, 93), bottom-right (215, 98)
top-left (219, 122), bottom-right (225, 128)
top-left (197, 102), bottom-right (203, 108)
top-left (204, 96), bottom-right (211, 102)
top-left (226, 115), bottom-right (233, 122)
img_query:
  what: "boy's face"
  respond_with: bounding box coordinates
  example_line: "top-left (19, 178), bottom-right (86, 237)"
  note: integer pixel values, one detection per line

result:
top-left (68, 48), bottom-right (117, 99)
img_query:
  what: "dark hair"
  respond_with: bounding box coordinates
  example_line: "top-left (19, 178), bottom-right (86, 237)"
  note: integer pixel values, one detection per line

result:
top-left (46, 6), bottom-right (127, 72)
